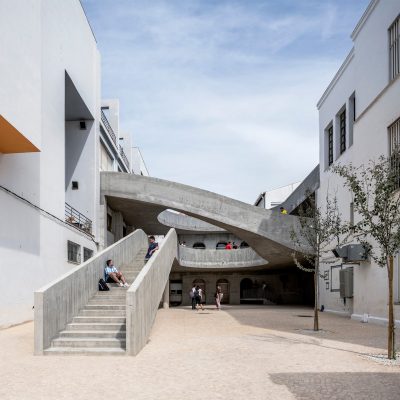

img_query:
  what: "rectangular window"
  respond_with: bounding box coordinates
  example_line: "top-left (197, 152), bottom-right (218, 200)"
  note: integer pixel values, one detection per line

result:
top-left (389, 16), bottom-right (400, 81)
top-left (330, 265), bottom-right (342, 292)
top-left (67, 241), bottom-right (81, 264)
top-left (107, 213), bottom-right (113, 232)
top-left (389, 117), bottom-right (400, 189)
top-left (350, 202), bottom-right (354, 231)
top-left (100, 143), bottom-right (113, 172)
top-left (328, 125), bottom-right (334, 166)
top-left (83, 247), bottom-right (94, 262)
top-left (348, 93), bottom-right (355, 147)
top-left (340, 109), bottom-right (346, 154)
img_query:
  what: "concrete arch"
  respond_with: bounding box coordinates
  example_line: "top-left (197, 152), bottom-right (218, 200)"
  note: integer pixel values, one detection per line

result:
top-left (101, 172), bottom-right (307, 267)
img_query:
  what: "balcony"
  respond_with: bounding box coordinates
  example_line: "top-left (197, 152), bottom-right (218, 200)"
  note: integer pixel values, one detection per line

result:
top-left (100, 109), bottom-right (117, 145)
top-left (178, 246), bottom-right (267, 269)
top-left (119, 144), bottom-right (130, 171)
top-left (65, 203), bottom-right (93, 235)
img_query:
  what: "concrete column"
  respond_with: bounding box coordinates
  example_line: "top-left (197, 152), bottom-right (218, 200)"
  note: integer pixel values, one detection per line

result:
top-left (163, 281), bottom-right (169, 309)
top-left (230, 273), bottom-right (241, 305)
top-left (112, 211), bottom-right (124, 242)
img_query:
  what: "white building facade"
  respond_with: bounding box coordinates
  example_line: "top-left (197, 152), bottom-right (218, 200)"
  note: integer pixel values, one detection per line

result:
top-left (0, 0), bottom-right (147, 327)
top-left (317, 0), bottom-right (400, 324)
top-left (254, 182), bottom-right (300, 210)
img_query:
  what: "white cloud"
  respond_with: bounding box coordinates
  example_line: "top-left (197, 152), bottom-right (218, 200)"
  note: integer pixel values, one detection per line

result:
top-left (83, 0), bottom-right (369, 202)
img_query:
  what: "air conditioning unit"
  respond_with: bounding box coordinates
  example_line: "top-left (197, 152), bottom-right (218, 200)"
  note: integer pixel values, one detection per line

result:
top-left (339, 267), bottom-right (353, 298)
top-left (332, 244), bottom-right (369, 263)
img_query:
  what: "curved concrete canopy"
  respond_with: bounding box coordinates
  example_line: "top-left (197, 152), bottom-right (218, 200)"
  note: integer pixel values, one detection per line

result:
top-left (158, 210), bottom-right (225, 233)
top-left (101, 172), bottom-right (308, 267)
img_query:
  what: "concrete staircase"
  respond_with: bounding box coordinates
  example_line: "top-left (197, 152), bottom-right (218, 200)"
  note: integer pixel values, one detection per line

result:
top-left (44, 249), bottom-right (147, 355)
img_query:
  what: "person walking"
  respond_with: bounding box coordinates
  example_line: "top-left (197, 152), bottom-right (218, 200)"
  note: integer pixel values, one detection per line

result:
top-left (215, 285), bottom-right (223, 310)
top-left (189, 284), bottom-right (197, 310)
top-left (195, 285), bottom-right (204, 311)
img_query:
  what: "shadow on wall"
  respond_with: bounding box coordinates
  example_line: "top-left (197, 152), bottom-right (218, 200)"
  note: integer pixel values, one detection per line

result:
top-left (270, 373), bottom-right (400, 400)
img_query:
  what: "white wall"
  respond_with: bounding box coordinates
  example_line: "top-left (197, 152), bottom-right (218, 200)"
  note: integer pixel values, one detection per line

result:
top-left (317, 0), bottom-right (400, 323)
top-left (0, 0), bottom-right (101, 327)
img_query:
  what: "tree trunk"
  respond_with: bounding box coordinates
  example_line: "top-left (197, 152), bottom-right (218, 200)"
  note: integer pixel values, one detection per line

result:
top-left (388, 256), bottom-right (395, 359)
top-left (314, 263), bottom-right (319, 331)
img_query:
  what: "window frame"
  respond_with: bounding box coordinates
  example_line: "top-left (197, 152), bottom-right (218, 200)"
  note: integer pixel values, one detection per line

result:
top-left (389, 15), bottom-right (400, 82)
top-left (67, 241), bottom-right (81, 264)
top-left (339, 109), bottom-right (346, 154)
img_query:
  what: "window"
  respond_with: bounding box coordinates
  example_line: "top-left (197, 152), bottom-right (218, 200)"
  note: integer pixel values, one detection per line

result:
top-left (350, 202), bottom-right (354, 231)
top-left (68, 241), bottom-right (81, 264)
top-left (330, 265), bottom-right (342, 292)
top-left (100, 143), bottom-right (113, 171)
top-left (107, 214), bottom-right (112, 232)
top-left (193, 242), bottom-right (206, 249)
top-left (216, 241), bottom-right (227, 250)
top-left (327, 125), bottom-right (334, 167)
top-left (339, 109), bottom-right (346, 154)
top-left (348, 93), bottom-right (355, 147)
top-left (83, 247), bottom-right (93, 262)
top-left (389, 16), bottom-right (400, 81)
top-left (389, 117), bottom-right (400, 189)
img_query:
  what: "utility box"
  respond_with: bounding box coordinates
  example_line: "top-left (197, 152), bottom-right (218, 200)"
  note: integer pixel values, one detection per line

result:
top-left (339, 267), bottom-right (354, 298)
top-left (333, 244), bottom-right (369, 263)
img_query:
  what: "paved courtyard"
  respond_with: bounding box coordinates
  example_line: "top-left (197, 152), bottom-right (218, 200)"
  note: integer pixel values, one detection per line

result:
top-left (1, 305), bottom-right (400, 400)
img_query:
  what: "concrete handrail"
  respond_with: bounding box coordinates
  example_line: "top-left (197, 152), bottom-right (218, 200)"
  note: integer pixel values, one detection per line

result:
top-left (126, 228), bottom-right (178, 355)
top-left (178, 246), bottom-right (267, 269)
top-left (34, 229), bottom-right (148, 354)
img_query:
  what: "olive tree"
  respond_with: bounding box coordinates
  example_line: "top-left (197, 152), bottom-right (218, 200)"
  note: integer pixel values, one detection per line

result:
top-left (333, 152), bottom-right (400, 359)
top-left (291, 194), bottom-right (344, 331)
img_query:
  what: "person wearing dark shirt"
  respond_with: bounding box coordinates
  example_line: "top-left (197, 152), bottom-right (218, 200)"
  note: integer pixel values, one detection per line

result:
top-left (145, 235), bottom-right (159, 261)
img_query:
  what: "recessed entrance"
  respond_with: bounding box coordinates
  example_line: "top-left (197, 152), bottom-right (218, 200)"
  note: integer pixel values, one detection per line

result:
top-left (216, 278), bottom-right (230, 304)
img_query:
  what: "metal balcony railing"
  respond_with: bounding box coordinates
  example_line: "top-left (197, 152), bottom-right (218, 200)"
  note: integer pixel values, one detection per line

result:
top-left (119, 144), bottom-right (130, 170)
top-left (65, 203), bottom-right (93, 235)
top-left (101, 109), bottom-right (117, 145)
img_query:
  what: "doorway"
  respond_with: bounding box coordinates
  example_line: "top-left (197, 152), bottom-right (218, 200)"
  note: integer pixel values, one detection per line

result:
top-left (216, 278), bottom-right (230, 304)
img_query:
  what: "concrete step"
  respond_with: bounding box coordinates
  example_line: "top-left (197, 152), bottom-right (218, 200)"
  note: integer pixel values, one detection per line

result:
top-left (72, 316), bottom-right (126, 324)
top-left (79, 309), bottom-right (126, 317)
top-left (51, 337), bottom-right (126, 349)
top-left (87, 301), bottom-right (126, 306)
top-left (59, 330), bottom-right (126, 339)
top-left (44, 347), bottom-right (126, 356)
top-left (66, 323), bottom-right (126, 331)
top-left (84, 304), bottom-right (126, 310)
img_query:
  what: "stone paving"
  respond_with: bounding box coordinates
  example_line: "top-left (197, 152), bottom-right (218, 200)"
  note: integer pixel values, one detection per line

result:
top-left (1, 305), bottom-right (400, 399)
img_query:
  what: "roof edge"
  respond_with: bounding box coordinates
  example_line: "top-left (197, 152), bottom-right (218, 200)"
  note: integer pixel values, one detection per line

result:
top-left (316, 48), bottom-right (355, 110)
top-left (351, 0), bottom-right (380, 41)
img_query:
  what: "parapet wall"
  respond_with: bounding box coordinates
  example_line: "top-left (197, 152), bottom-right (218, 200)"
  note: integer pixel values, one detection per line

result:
top-left (126, 228), bottom-right (177, 355)
top-left (34, 229), bottom-right (148, 354)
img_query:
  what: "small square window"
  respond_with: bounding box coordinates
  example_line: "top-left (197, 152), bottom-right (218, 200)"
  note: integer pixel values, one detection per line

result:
top-left (72, 181), bottom-right (79, 190)
top-left (83, 247), bottom-right (94, 262)
top-left (67, 241), bottom-right (81, 264)
top-left (80, 121), bottom-right (86, 130)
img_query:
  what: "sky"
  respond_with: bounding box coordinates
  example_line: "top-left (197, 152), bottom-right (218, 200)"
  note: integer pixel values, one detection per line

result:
top-left (82, 0), bottom-right (370, 203)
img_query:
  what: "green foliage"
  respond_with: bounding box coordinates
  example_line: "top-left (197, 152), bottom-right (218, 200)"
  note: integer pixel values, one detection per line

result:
top-left (290, 194), bottom-right (345, 273)
top-left (333, 152), bottom-right (400, 267)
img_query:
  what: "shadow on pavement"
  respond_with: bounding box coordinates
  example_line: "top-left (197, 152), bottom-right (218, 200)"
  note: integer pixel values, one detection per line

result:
top-left (270, 372), bottom-right (400, 400)
top-left (222, 305), bottom-right (389, 351)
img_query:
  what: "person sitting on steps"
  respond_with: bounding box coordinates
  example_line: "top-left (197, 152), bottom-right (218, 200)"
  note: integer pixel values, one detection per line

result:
top-left (105, 259), bottom-right (129, 287)
top-left (145, 235), bottom-right (159, 262)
